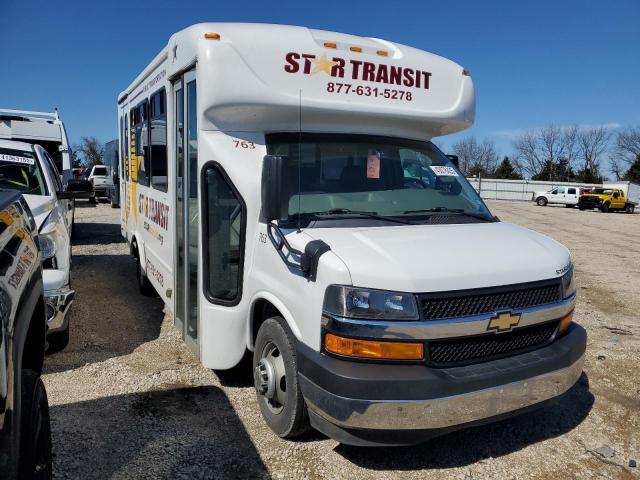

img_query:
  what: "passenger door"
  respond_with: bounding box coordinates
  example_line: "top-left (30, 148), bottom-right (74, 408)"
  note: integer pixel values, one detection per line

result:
top-left (173, 71), bottom-right (199, 354)
top-left (566, 187), bottom-right (578, 205)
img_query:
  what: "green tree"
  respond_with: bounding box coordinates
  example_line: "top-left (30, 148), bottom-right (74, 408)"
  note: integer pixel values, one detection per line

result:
top-left (492, 157), bottom-right (522, 179)
top-left (623, 154), bottom-right (640, 183)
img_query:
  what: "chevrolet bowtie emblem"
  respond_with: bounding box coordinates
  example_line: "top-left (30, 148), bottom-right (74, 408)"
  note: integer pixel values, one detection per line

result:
top-left (487, 312), bottom-right (521, 332)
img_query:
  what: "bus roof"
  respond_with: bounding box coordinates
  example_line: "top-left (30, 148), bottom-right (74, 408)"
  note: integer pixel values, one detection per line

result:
top-left (119, 23), bottom-right (475, 140)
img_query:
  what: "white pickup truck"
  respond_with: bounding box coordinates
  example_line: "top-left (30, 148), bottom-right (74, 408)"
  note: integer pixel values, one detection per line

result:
top-left (0, 139), bottom-right (89, 352)
top-left (87, 165), bottom-right (114, 203)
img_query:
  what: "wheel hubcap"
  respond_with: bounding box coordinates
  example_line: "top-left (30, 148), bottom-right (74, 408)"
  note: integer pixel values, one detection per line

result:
top-left (255, 341), bottom-right (287, 414)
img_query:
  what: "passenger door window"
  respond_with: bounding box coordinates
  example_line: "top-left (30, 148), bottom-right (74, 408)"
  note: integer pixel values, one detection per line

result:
top-left (203, 164), bottom-right (245, 304)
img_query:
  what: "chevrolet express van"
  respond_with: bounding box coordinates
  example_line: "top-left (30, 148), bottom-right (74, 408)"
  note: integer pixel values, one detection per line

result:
top-left (118, 23), bottom-right (586, 445)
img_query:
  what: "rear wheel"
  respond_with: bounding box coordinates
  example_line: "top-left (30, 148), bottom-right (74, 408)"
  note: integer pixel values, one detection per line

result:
top-left (136, 256), bottom-right (156, 296)
top-left (19, 370), bottom-right (52, 480)
top-left (253, 317), bottom-right (310, 438)
top-left (565, 204), bottom-right (574, 208)
top-left (536, 197), bottom-right (548, 206)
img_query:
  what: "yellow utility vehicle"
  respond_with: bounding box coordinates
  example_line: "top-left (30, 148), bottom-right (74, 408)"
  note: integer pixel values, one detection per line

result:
top-left (578, 188), bottom-right (636, 213)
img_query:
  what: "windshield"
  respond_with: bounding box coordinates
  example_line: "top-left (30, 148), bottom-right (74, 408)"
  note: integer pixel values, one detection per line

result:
top-left (93, 166), bottom-right (108, 176)
top-left (266, 133), bottom-right (492, 225)
top-left (0, 147), bottom-right (48, 195)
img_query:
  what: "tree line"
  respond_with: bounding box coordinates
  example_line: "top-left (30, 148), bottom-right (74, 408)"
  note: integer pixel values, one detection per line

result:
top-left (447, 125), bottom-right (640, 183)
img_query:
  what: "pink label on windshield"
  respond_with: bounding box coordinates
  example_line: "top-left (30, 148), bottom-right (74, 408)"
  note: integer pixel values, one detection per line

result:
top-left (367, 152), bottom-right (380, 179)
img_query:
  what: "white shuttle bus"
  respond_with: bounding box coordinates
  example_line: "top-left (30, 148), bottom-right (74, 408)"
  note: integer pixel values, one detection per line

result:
top-left (118, 23), bottom-right (586, 446)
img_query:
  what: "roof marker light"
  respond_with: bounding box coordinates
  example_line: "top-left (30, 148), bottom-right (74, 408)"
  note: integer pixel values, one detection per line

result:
top-left (376, 50), bottom-right (389, 57)
top-left (204, 32), bottom-right (221, 40)
top-left (350, 46), bottom-right (363, 53)
top-left (324, 42), bottom-right (337, 49)
top-left (462, 68), bottom-right (471, 76)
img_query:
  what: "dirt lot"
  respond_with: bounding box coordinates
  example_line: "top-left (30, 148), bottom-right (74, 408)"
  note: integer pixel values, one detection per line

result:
top-left (43, 200), bottom-right (639, 479)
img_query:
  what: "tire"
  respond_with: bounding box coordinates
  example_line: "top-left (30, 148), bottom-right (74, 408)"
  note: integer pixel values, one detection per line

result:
top-left (89, 195), bottom-right (96, 204)
top-left (46, 327), bottom-right (70, 354)
top-left (625, 204), bottom-right (635, 214)
top-left (565, 204), bottom-right (574, 208)
top-left (19, 370), bottom-right (52, 480)
top-left (253, 317), bottom-right (310, 438)
top-left (600, 202), bottom-right (610, 213)
top-left (136, 257), bottom-right (156, 296)
top-left (536, 197), bottom-right (548, 206)
top-left (578, 206), bottom-right (586, 211)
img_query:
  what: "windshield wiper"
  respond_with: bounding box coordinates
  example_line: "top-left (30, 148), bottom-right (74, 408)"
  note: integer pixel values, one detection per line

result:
top-left (403, 207), bottom-right (495, 222)
top-left (295, 208), bottom-right (415, 225)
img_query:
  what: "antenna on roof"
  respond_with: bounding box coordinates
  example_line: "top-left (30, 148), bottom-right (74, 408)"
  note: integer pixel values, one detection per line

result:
top-left (297, 89), bottom-right (302, 233)
top-left (54, 107), bottom-right (59, 120)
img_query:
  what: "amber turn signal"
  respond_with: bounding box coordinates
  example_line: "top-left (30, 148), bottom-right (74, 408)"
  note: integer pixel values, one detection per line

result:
top-left (324, 333), bottom-right (424, 360)
top-left (558, 309), bottom-right (574, 333)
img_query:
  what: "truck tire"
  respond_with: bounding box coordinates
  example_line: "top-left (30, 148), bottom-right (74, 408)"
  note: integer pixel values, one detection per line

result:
top-left (19, 370), bottom-right (52, 480)
top-left (625, 203), bottom-right (635, 214)
top-left (253, 317), bottom-right (310, 439)
top-left (46, 327), bottom-right (70, 354)
top-left (600, 202), bottom-right (610, 213)
top-left (565, 204), bottom-right (574, 208)
top-left (536, 197), bottom-right (548, 206)
top-left (136, 258), bottom-right (156, 297)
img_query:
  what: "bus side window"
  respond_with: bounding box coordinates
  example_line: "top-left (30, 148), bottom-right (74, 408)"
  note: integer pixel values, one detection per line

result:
top-left (135, 100), bottom-right (150, 186)
top-left (150, 88), bottom-right (168, 192)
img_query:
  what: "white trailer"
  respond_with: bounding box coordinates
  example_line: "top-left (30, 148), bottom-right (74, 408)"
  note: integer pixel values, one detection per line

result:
top-left (118, 23), bottom-right (585, 446)
top-left (0, 109), bottom-right (74, 185)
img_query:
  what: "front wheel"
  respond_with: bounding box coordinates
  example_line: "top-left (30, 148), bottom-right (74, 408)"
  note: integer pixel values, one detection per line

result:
top-left (536, 197), bottom-right (548, 206)
top-left (46, 327), bottom-right (70, 354)
top-left (253, 317), bottom-right (310, 438)
top-left (600, 202), bottom-right (610, 213)
top-left (19, 370), bottom-right (52, 480)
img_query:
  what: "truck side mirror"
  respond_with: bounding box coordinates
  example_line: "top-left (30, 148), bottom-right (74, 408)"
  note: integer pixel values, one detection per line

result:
top-left (446, 155), bottom-right (459, 168)
top-left (261, 155), bottom-right (289, 222)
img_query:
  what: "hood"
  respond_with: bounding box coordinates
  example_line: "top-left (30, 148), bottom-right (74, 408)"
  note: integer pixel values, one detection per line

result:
top-left (23, 194), bottom-right (55, 229)
top-left (304, 222), bottom-right (570, 292)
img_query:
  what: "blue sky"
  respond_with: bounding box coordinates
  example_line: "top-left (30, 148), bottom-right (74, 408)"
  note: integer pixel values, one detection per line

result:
top-left (1, 0), bottom-right (638, 157)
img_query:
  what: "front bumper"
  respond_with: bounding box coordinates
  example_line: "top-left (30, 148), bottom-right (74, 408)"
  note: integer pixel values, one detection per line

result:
top-left (298, 323), bottom-right (586, 446)
top-left (45, 286), bottom-right (75, 333)
top-left (578, 198), bottom-right (601, 209)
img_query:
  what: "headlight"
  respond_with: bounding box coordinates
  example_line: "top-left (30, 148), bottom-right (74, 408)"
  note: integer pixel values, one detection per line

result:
top-left (39, 234), bottom-right (57, 260)
top-left (561, 264), bottom-right (575, 298)
top-left (323, 285), bottom-right (419, 320)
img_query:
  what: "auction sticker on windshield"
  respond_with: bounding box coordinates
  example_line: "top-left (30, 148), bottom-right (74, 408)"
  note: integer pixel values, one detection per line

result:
top-left (0, 154), bottom-right (35, 165)
top-left (430, 165), bottom-right (458, 176)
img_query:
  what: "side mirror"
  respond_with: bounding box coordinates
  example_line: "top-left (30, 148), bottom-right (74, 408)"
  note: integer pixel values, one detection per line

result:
top-left (446, 155), bottom-right (460, 168)
top-left (261, 155), bottom-right (289, 222)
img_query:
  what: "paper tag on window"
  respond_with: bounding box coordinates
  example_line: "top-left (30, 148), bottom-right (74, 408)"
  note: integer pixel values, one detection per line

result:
top-left (367, 152), bottom-right (380, 179)
top-left (430, 165), bottom-right (458, 177)
top-left (0, 154), bottom-right (35, 165)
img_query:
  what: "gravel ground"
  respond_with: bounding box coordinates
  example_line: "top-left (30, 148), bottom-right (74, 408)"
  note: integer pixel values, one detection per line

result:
top-left (43, 200), bottom-right (639, 479)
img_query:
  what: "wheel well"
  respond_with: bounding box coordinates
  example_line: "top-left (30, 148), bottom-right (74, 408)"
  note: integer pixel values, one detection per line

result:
top-left (251, 299), bottom-right (282, 348)
top-left (22, 296), bottom-right (46, 375)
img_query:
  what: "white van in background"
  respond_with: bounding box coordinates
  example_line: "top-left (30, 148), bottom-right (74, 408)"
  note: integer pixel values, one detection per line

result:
top-left (0, 109), bottom-right (74, 186)
top-left (534, 186), bottom-right (586, 207)
top-left (119, 23), bottom-right (585, 446)
top-left (0, 139), bottom-right (89, 352)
